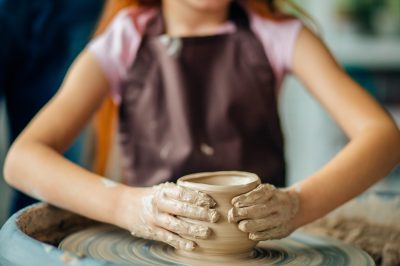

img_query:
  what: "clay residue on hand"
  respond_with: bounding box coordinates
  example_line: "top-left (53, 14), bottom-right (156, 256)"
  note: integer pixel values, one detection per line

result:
top-left (100, 177), bottom-right (118, 188)
top-left (228, 184), bottom-right (299, 241)
top-left (157, 182), bottom-right (217, 208)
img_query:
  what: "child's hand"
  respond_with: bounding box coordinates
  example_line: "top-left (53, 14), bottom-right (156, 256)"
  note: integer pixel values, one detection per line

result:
top-left (129, 182), bottom-right (219, 250)
top-left (228, 184), bottom-right (299, 241)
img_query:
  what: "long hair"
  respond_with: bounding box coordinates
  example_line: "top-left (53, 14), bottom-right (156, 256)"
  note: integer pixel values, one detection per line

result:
top-left (92, 0), bottom-right (313, 175)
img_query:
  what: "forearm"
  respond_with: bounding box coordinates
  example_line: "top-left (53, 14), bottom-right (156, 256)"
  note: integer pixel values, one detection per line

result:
top-left (4, 140), bottom-right (143, 229)
top-left (290, 124), bottom-right (400, 228)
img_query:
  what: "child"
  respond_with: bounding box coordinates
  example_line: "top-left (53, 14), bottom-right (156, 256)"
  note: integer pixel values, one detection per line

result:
top-left (4, 0), bottom-right (400, 251)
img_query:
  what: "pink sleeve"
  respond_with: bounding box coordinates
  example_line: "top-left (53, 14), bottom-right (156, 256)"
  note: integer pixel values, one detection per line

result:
top-left (249, 12), bottom-right (302, 89)
top-left (87, 9), bottom-right (143, 104)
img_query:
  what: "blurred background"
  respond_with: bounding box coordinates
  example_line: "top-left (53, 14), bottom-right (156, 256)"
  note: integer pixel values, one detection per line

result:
top-left (280, 0), bottom-right (400, 188)
top-left (0, 0), bottom-right (104, 224)
top-left (1, 0), bottom-right (399, 226)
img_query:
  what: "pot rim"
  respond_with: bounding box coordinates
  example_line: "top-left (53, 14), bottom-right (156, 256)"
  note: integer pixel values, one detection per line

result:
top-left (177, 171), bottom-right (261, 192)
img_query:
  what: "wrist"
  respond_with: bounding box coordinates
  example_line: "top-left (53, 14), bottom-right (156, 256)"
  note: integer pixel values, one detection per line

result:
top-left (287, 185), bottom-right (306, 231)
top-left (114, 185), bottom-right (152, 231)
top-left (288, 179), bottom-right (334, 230)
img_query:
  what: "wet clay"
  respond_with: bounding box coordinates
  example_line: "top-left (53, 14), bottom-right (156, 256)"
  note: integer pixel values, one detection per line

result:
top-left (4, 202), bottom-right (375, 265)
top-left (304, 217), bottom-right (400, 266)
top-left (59, 225), bottom-right (375, 266)
top-left (177, 171), bottom-right (261, 256)
top-left (303, 193), bottom-right (400, 266)
top-left (16, 203), bottom-right (98, 245)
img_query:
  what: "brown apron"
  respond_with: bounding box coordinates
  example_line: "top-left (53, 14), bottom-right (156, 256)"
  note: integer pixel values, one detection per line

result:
top-left (119, 3), bottom-right (286, 187)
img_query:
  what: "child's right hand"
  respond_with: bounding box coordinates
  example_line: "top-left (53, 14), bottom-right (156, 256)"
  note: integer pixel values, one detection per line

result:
top-left (126, 182), bottom-right (219, 250)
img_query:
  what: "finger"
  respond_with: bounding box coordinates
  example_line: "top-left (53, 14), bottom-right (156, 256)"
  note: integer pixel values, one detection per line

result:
top-left (228, 203), bottom-right (280, 223)
top-left (155, 212), bottom-right (211, 239)
top-left (231, 184), bottom-right (276, 207)
top-left (131, 225), bottom-right (196, 251)
top-left (249, 225), bottom-right (291, 241)
top-left (238, 214), bottom-right (282, 233)
top-left (155, 196), bottom-right (220, 222)
top-left (161, 183), bottom-right (216, 208)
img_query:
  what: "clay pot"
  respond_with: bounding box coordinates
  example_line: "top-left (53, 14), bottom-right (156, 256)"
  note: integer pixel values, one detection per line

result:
top-left (177, 171), bottom-right (261, 257)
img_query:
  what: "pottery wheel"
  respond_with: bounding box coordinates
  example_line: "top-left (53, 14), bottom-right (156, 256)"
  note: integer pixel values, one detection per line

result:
top-left (59, 225), bottom-right (374, 266)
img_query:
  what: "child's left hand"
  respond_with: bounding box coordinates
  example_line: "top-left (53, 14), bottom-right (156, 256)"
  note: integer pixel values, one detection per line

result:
top-left (228, 184), bottom-right (299, 241)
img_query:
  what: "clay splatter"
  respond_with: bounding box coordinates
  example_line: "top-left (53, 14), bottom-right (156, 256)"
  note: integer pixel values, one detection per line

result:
top-left (200, 143), bottom-right (214, 156)
top-left (294, 183), bottom-right (302, 193)
top-left (59, 251), bottom-right (79, 265)
top-left (42, 243), bottom-right (54, 253)
top-left (100, 178), bottom-right (118, 188)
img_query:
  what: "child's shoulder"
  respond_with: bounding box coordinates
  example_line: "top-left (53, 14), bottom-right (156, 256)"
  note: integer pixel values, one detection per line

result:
top-left (247, 9), bottom-right (303, 39)
top-left (245, 9), bottom-right (304, 84)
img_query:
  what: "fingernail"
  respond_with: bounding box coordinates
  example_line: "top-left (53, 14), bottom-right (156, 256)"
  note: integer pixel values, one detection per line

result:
top-left (184, 241), bottom-right (195, 251)
top-left (199, 227), bottom-right (211, 238)
top-left (196, 194), bottom-right (213, 208)
top-left (209, 200), bottom-right (216, 208)
top-left (189, 225), bottom-right (211, 238)
top-left (227, 208), bottom-right (235, 223)
top-left (249, 233), bottom-right (258, 241)
top-left (238, 220), bottom-right (249, 232)
top-left (237, 207), bottom-right (247, 216)
top-left (231, 197), bottom-right (239, 205)
top-left (195, 191), bottom-right (217, 208)
top-left (234, 202), bottom-right (242, 208)
top-left (232, 196), bottom-right (245, 207)
top-left (208, 209), bottom-right (220, 223)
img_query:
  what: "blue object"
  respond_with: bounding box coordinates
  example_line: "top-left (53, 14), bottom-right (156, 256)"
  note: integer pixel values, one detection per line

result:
top-left (0, 0), bottom-right (104, 214)
top-left (0, 204), bottom-right (127, 266)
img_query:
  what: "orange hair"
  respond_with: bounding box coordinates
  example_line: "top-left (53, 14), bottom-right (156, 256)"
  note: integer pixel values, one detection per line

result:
top-left (93, 0), bottom-right (311, 37)
top-left (92, 0), bottom-right (311, 175)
